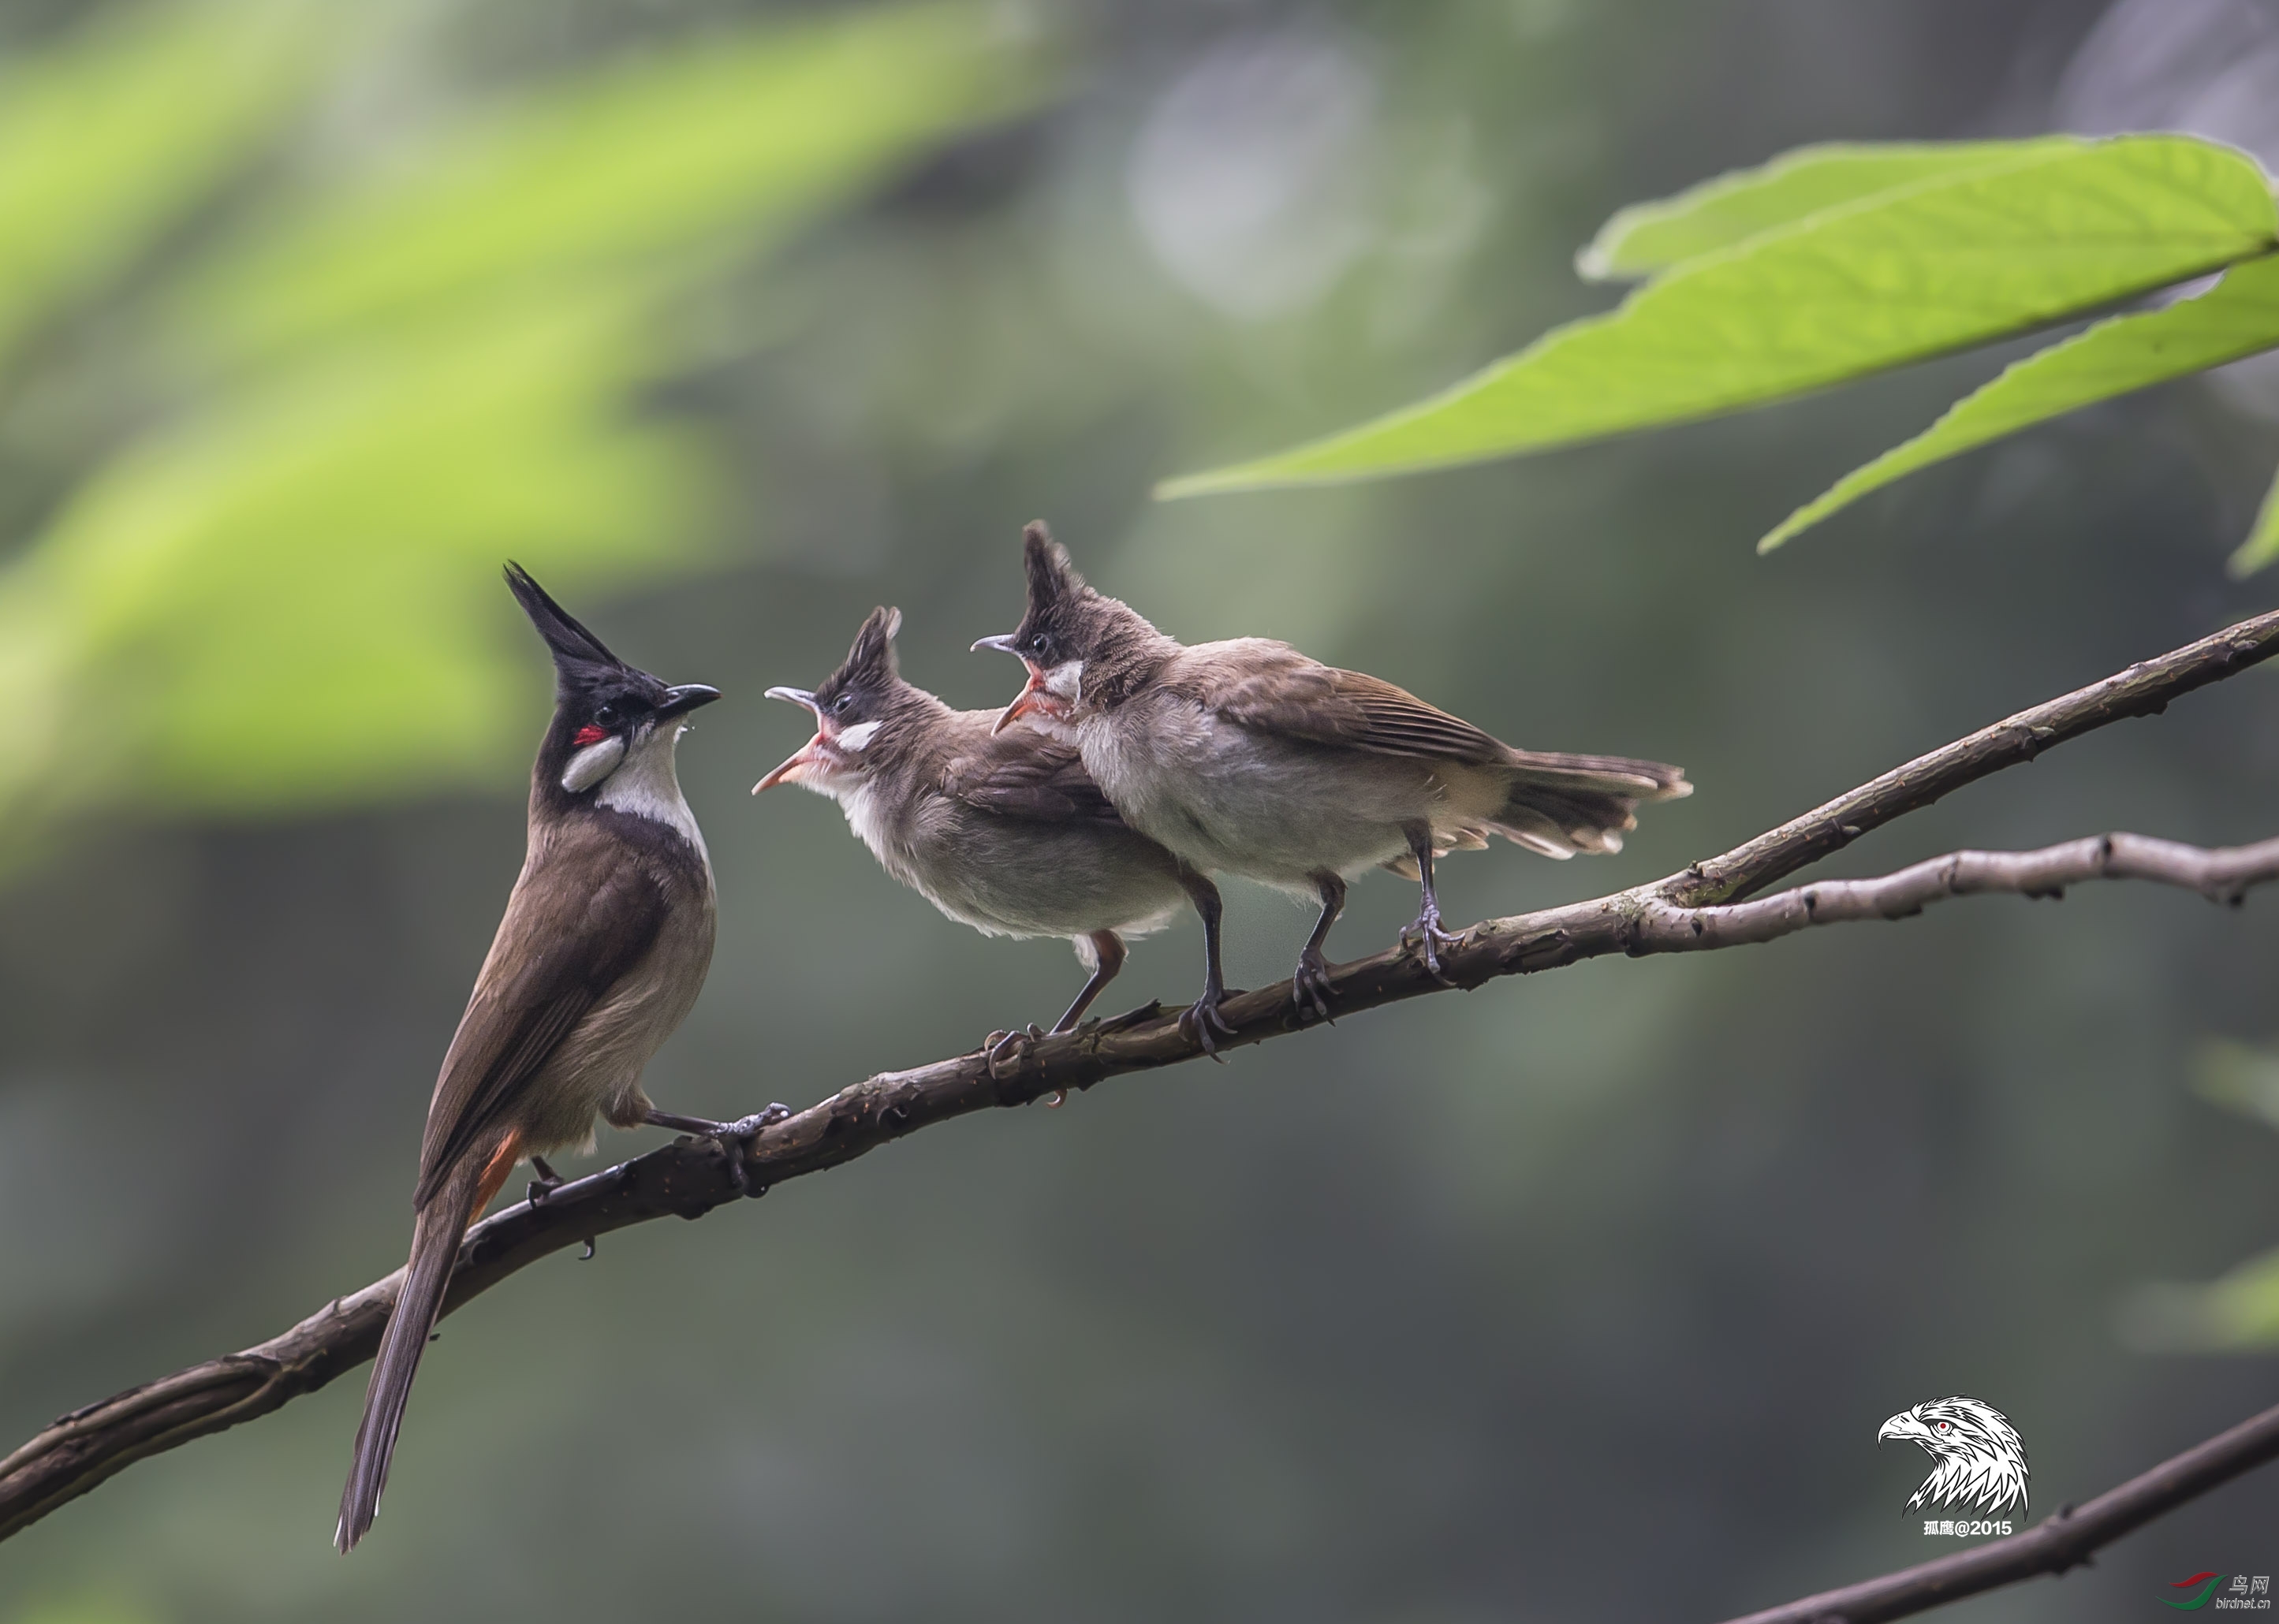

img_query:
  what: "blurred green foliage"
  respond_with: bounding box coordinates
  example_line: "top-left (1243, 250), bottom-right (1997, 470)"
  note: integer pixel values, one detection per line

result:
top-left (2, 5), bottom-right (2276, 1618)
top-left (2122, 1041), bottom-right (2279, 1352)
top-left (5, 1591), bottom-right (158, 1624)
top-left (1162, 133), bottom-right (2279, 569)
top-left (0, 0), bottom-right (1049, 836)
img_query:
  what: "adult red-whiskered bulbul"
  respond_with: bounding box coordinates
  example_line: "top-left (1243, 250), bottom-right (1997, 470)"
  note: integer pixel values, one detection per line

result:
top-left (337, 564), bottom-right (782, 1552)
top-left (977, 523), bottom-right (1692, 1048)
top-left (755, 606), bottom-right (1208, 1055)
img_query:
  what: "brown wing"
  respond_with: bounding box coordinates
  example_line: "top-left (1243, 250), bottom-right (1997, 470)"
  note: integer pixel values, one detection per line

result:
top-left (939, 720), bottom-right (1126, 826)
top-left (1191, 640), bottom-right (1688, 798)
top-left (412, 845), bottom-right (666, 1209)
top-left (1189, 640), bottom-right (1509, 765)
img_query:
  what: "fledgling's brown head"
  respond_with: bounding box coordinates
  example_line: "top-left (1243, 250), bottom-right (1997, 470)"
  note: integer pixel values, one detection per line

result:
top-left (973, 522), bottom-right (1170, 733)
top-left (755, 607), bottom-right (938, 795)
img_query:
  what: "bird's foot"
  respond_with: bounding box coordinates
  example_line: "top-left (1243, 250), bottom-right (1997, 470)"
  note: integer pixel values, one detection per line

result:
top-left (986, 1023), bottom-right (1046, 1071)
top-left (525, 1155), bottom-right (566, 1209)
top-left (1399, 907), bottom-right (1465, 987)
top-left (1178, 988), bottom-right (1240, 1060)
top-left (711, 1106), bottom-right (792, 1196)
top-left (1292, 949), bottom-right (1337, 1025)
top-left (648, 1105), bottom-right (792, 1196)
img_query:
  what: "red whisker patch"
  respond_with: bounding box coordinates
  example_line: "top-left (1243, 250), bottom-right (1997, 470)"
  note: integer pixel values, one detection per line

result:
top-left (573, 724), bottom-right (610, 747)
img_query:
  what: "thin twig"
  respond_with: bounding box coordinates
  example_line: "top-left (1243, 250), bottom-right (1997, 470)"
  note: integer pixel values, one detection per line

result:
top-left (4, 608), bottom-right (2277, 1549)
top-left (1715, 1399), bottom-right (2279, 1624)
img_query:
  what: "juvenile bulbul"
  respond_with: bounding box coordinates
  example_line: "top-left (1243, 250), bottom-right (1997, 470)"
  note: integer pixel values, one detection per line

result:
top-left (338, 564), bottom-right (780, 1552)
top-left (978, 524), bottom-right (1691, 1046)
top-left (755, 606), bottom-right (1209, 1052)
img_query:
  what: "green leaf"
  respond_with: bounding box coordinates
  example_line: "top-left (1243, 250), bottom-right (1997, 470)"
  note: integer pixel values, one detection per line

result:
top-left (0, 0), bottom-right (332, 364)
top-left (1760, 251), bottom-right (2279, 552)
top-left (2230, 456), bottom-right (2279, 576)
top-left (1578, 140), bottom-right (2078, 282)
top-left (1158, 135), bottom-right (2279, 499)
top-left (0, 287), bottom-right (707, 820)
top-left (0, 1), bottom-right (1056, 833)
top-left (185, 1), bottom-right (1050, 360)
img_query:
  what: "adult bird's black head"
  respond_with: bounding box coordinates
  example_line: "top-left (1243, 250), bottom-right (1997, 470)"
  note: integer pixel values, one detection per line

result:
top-left (753, 605), bottom-right (926, 792)
top-left (505, 563), bottom-right (721, 818)
top-left (975, 521), bottom-right (1165, 734)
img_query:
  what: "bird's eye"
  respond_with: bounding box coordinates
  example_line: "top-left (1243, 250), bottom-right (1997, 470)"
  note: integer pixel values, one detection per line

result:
top-left (1935, 1421), bottom-right (1950, 1432)
top-left (1029, 634), bottom-right (1048, 654)
top-left (833, 694), bottom-right (853, 714)
top-left (593, 704), bottom-right (618, 727)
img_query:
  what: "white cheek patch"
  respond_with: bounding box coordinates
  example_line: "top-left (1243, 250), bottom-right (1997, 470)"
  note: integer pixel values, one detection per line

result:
top-left (561, 735), bottom-right (626, 792)
top-left (836, 721), bottom-right (882, 751)
top-left (1043, 660), bottom-right (1084, 701)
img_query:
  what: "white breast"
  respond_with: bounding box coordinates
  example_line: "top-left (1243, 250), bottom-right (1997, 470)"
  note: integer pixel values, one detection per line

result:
top-left (598, 721), bottom-right (710, 869)
top-left (1081, 698), bottom-right (1422, 890)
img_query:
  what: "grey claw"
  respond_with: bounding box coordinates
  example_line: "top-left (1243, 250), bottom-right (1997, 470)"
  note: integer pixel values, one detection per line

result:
top-left (1401, 913), bottom-right (1464, 987)
top-left (1179, 991), bottom-right (1238, 1060)
top-left (713, 1105), bottom-right (791, 1197)
top-left (987, 1023), bottom-right (1045, 1069)
top-left (1292, 954), bottom-right (1337, 1024)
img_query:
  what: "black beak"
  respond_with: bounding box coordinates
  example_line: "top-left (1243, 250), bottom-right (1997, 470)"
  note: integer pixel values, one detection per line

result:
top-left (971, 633), bottom-right (1020, 656)
top-left (657, 683), bottom-right (722, 719)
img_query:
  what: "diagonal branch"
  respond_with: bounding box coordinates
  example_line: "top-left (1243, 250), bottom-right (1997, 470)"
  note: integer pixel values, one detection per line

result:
top-left (6, 608), bottom-right (2279, 1551)
top-left (1715, 1398), bottom-right (2279, 1624)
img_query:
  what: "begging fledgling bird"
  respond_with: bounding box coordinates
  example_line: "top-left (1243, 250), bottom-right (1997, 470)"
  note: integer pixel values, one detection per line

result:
top-left (338, 564), bottom-right (783, 1553)
top-left (755, 606), bottom-right (1209, 1055)
top-left (976, 523), bottom-right (1691, 1048)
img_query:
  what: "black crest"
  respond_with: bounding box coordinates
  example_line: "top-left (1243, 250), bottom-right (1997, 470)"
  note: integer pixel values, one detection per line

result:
top-left (1021, 522), bottom-right (1087, 615)
top-left (505, 563), bottom-right (622, 671)
top-left (840, 606), bottom-right (902, 684)
top-left (810, 605), bottom-right (916, 728)
top-left (503, 561), bottom-right (673, 718)
top-left (1010, 520), bottom-right (1107, 663)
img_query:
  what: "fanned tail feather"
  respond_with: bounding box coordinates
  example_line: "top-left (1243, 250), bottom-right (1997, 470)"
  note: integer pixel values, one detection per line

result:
top-left (1490, 751), bottom-right (1690, 858)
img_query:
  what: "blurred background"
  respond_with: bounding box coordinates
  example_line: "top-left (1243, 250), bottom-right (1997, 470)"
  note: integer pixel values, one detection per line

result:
top-left (0, 0), bottom-right (2275, 1618)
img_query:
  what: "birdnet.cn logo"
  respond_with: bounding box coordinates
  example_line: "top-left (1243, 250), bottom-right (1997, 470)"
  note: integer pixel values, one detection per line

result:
top-left (2161, 1572), bottom-right (2271, 1611)
top-left (1878, 1395), bottom-right (2028, 1537)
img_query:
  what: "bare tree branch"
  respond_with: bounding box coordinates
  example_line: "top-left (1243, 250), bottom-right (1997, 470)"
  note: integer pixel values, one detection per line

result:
top-left (1716, 1398), bottom-right (2279, 1624)
top-left (1640, 830), bottom-right (2279, 951)
top-left (6, 607), bottom-right (2278, 1553)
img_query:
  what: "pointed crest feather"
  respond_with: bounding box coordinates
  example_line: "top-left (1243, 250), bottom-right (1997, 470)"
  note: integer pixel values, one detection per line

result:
top-left (1022, 521), bottom-right (1087, 614)
top-left (841, 606), bottom-right (902, 683)
top-left (504, 562), bottom-right (624, 672)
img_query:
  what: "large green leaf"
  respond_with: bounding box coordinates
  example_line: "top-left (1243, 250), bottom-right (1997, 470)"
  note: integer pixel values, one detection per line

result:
top-left (185, 2), bottom-right (1047, 360)
top-left (1158, 135), bottom-right (2279, 498)
top-left (0, 288), bottom-right (701, 822)
top-left (0, 0), bottom-right (331, 364)
top-left (0, 0), bottom-right (1054, 833)
top-left (1578, 140), bottom-right (2076, 281)
top-left (1759, 251), bottom-right (2279, 552)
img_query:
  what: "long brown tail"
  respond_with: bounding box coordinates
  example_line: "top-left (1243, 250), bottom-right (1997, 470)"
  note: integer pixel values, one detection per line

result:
top-left (335, 1155), bottom-right (486, 1552)
top-left (1491, 751), bottom-right (1692, 858)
